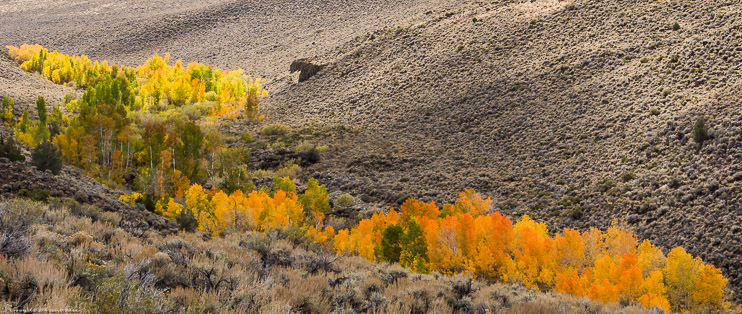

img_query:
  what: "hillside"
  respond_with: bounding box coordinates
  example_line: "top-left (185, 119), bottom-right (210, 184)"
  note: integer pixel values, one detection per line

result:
top-left (258, 0), bottom-right (742, 298)
top-left (0, 0), bottom-right (740, 308)
top-left (0, 0), bottom-right (461, 88)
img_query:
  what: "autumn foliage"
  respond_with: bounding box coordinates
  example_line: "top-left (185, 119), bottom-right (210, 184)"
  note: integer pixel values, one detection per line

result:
top-left (6, 44), bottom-right (267, 203)
top-left (7, 44), bottom-right (267, 119)
top-left (325, 189), bottom-right (730, 313)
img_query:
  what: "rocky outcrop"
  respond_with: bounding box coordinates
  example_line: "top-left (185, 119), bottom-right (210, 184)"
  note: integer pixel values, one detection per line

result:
top-left (290, 58), bottom-right (326, 82)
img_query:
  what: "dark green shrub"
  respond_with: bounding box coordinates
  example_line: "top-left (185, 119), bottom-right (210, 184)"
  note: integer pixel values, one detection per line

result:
top-left (564, 207), bottom-right (584, 220)
top-left (176, 208), bottom-right (198, 232)
top-left (18, 188), bottom-right (50, 202)
top-left (0, 137), bottom-right (25, 162)
top-left (692, 117), bottom-right (709, 144)
top-left (142, 193), bottom-right (156, 212)
top-left (31, 141), bottom-right (62, 175)
top-left (298, 147), bottom-right (320, 165)
top-left (672, 22), bottom-right (680, 31)
top-left (620, 171), bottom-right (637, 182)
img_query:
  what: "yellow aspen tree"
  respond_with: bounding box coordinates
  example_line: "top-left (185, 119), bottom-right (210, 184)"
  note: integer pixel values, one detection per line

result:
top-left (555, 228), bottom-right (586, 270)
top-left (554, 267), bottom-right (583, 296)
top-left (614, 252), bottom-right (643, 300)
top-left (426, 216), bottom-right (464, 273)
top-left (582, 227), bottom-right (606, 264)
top-left (637, 239), bottom-right (666, 277)
top-left (333, 229), bottom-right (352, 255)
top-left (243, 190), bottom-right (270, 230)
top-left (454, 188), bottom-right (492, 217)
top-left (589, 279), bottom-right (619, 304)
top-left (353, 219), bottom-right (377, 261)
top-left (482, 213), bottom-right (515, 281)
top-left (163, 198), bottom-right (184, 220)
top-left (399, 198), bottom-right (440, 223)
top-left (663, 247), bottom-right (701, 312)
top-left (212, 191), bottom-right (233, 235)
top-left (511, 215), bottom-right (555, 289)
top-left (638, 270), bottom-right (670, 313)
top-left (605, 223), bottom-right (637, 258)
top-left (692, 264), bottom-right (727, 310)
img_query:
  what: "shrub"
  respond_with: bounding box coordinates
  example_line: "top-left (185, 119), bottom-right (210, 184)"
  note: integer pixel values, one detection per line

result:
top-left (260, 123), bottom-right (291, 136)
top-left (672, 22), bottom-right (680, 31)
top-left (176, 208), bottom-right (199, 232)
top-left (1, 96), bottom-right (14, 123)
top-left (31, 141), bottom-right (62, 175)
top-left (306, 251), bottom-right (341, 275)
top-left (204, 91), bottom-right (217, 102)
top-left (298, 147), bottom-right (320, 165)
top-left (274, 164), bottom-right (301, 180)
top-left (265, 241), bottom-right (294, 268)
top-left (0, 137), bottom-right (25, 162)
top-left (69, 202), bottom-right (102, 222)
top-left (649, 107), bottom-right (661, 116)
top-left (336, 194), bottom-right (355, 208)
top-left (296, 142), bottom-right (314, 152)
top-left (88, 274), bottom-right (171, 313)
top-left (18, 188), bottom-right (50, 202)
top-left (62, 93), bottom-right (74, 105)
top-left (620, 171), bottom-right (637, 182)
top-left (241, 132), bottom-right (253, 142)
top-left (564, 207), bottom-right (584, 220)
top-left (0, 199), bottom-right (45, 258)
top-left (692, 117), bottom-right (709, 144)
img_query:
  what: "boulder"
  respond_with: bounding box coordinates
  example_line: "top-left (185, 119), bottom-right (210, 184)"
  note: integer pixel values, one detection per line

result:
top-left (290, 58), bottom-right (326, 82)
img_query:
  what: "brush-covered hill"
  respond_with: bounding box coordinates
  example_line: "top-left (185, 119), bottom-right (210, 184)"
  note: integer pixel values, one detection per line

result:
top-left (0, 0), bottom-right (460, 87)
top-left (260, 0), bottom-right (742, 297)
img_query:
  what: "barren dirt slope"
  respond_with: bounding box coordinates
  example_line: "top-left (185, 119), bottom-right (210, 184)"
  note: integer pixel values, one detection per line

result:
top-left (261, 0), bottom-right (742, 297)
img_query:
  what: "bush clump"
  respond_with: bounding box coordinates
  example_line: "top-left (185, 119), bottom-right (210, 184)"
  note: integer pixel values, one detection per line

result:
top-left (692, 117), bottom-right (709, 144)
top-left (336, 194), bottom-right (355, 208)
top-left (620, 171), bottom-right (637, 182)
top-left (0, 137), bottom-right (24, 162)
top-left (18, 188), bottom-right (50, 202)
top-left (31, 141), bottom-right (62, 175)
top-left (0, 199), bottom-right (44, 258)
top-left (260, 123), bottom-right (291, 136)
